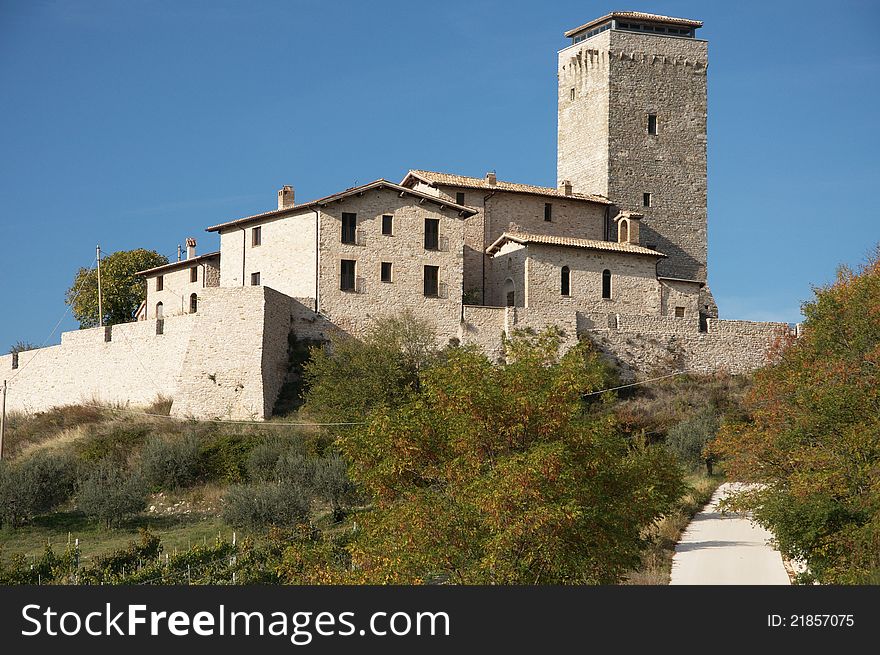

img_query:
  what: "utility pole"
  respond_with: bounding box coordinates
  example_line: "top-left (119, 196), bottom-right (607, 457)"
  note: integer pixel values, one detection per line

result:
top-left (1, 379), bottom-right (7, 461)
top-left (96, 245), bottom-right (103, 327)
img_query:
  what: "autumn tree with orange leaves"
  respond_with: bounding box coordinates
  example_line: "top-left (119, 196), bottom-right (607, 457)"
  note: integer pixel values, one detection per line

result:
top-left (713, 248), bottom-right (880, 583)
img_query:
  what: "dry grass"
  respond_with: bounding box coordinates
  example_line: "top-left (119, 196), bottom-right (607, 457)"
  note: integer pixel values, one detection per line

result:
top-left (625, 472), bottom-right (722, 585)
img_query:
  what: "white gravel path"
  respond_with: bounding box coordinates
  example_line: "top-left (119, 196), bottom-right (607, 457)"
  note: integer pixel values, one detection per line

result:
top-left (669, 482), bottom-right (790, 585)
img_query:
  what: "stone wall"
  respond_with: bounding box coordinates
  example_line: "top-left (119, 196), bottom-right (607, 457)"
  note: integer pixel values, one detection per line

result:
top-left (218, 208), bottom-right (318, 298)
top-left (316, 188), bottom-right (465, 339)
top-left (1, 315), bottom-right (195, 415)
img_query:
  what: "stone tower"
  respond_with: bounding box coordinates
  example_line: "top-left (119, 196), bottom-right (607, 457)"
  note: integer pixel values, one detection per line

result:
top-left (557, 12), bottom-right (711, 292)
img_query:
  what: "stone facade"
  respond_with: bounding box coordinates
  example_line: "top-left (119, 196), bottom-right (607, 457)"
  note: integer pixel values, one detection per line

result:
top-left (4, 11), bottom-right (795, 421)
top-left (141, 253), bottom-right (220, 320)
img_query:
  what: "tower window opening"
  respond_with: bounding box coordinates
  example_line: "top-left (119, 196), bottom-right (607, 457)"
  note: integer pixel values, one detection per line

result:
top-left (570, 88), bottom-right (575, 101)
top-left (643, 192), bottom-right (652, 207)
top-left (382, 214), bottom-right (393, 236)
top-left (381, 261), bottom-right (392, 283)
top-left (561, 266), bottom-right (571, 296)
top-left (544, 203), bottom-right (552, 222)
top-left (190, 293), bottom-right (198, 313)
top-left (647, 114), bottom-right (658, 135)
top-left (602, 269), bottom-right (612, 299)
top-left (456, 192), bottom-right (466, 205)
top-left (675, 306), bottom-right (686, 318)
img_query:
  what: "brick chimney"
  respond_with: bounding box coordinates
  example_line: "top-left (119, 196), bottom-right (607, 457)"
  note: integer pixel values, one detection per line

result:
top-left (278, 185), bottom-right (295, 210)
top-left (185, 237), bottom-right (197, 260)
top-left (485, 171), bottom-right (497, 186)
top-left (559, 180), bottom-right (573, 196)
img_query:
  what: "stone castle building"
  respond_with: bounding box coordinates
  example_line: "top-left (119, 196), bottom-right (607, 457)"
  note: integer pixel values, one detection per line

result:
top-left (3, 12), bottom-right (792, 419)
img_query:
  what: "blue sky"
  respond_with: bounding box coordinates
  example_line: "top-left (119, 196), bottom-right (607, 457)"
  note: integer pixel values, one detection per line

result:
top-left (1, 0), bottom-right (878, 350)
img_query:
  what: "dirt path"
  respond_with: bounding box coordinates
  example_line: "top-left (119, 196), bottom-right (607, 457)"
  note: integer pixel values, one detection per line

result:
top-left (669, 482), bottom-right (790, 585)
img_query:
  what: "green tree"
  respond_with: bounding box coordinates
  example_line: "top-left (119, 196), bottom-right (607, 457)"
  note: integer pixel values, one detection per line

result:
top-left (713, 248), bottom-right (880, 583)
top-left (666, 406), bottom-right (720, 472)
top-left (66, 248), bottom-right (168, 327)
top-left (338, 329), bottom-right (685, 584)
top-left (301, 311), bottom-right (438, 423)
top-left (77, 462), bottom-right (148, 528)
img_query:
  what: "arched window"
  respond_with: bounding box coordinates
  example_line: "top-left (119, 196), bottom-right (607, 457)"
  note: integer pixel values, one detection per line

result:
top-left (189, 293), bottom-right (198, 314)
top-left (504, 278), bottom-right (515, 307)
top-left (602, 270), bottom-right (612, 299)
top-left (618, 220), bottom-right (628, 243)
top-left (561, 266), bottom-right (570, 296)
top-left (156, 302), bottom-right (164, 319)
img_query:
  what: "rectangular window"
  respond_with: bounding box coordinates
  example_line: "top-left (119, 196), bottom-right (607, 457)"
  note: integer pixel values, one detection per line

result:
top-left (250, 272), bottom-right (261, 286)
top-left (340, 259), bottom-right (355, 291)
top-left (647, 114), bottom-right (658, 135)
top-left (570, 88), bottom-right (575, 101)
top-left (424, 218), bottom-right (439, 250)
top-left (423, 265), bottom-right (439, 297)
top-left (190, 266), bottom-right (198, 283)
top-left (675, 306), bottom-right (686, 318)
top-left (156, 275), bottom-right (164, 291)
top-left (341, 212), bottom-right (357, 244)
top-left (455, 192), bottom-right (465, 205)
top-left (252, 226), bottom-right (262, 246)
top-left (544, 203), bottom-right (552, 222)
top-left (382, 214), bottom-right (393, 236)
top-left (643, 192), bottom-right (652, 207)
top-left (380, 261), bottom-right (392, 283)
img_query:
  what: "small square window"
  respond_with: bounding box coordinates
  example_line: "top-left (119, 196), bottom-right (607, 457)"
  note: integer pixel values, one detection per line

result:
top-left (675, 306), bottom-right (686, 318)
top-left (456, 192), bottom-right (465, 205)
top-left (190, 266), bottom-right (198, 283)
top-left (647, 114), bottom-right (658, 135)
top-left (382, 214), bottom-right (393, 236)
top-left (251, 272), bottom-right (261, 286)
top-left (381, 262), bottom-right (392, 283)
top-left (643, 192), bottom-right (652, 207)
top-left (156, 275), bottom-right (164, 292)
top-left (544, 203), bottom-right (552, 222)
top-left (252, 226), bottom-right (261, 246)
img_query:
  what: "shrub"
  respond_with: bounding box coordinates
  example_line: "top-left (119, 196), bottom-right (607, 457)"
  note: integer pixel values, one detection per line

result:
top-left (245, 438), bottom-right (287, 482)
top-left (222, 482), bottom-right (311, 529)
top-left (274, 448), bottom-right (315, 488)
top-left (196, 432), bottom-right (262, 483)
top-left (665, 407), bottom-right (719, 470)
top-left (75, 422), bottom-right (154, 464)
top-left (138, 435), bottom-right (200, 491)
top-left (0, 452), bottom-right (76, 528)
top-left (312, 454), bottom-right (359, 522)
top-left (77, 462), bottom-right (147, 528)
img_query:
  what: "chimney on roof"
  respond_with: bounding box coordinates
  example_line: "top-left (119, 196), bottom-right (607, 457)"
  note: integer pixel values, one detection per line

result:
top-left (560, 180), bottom-right (573, 196)
top-left (486, 171), bottom-right (497, 186)
top-left (278, 185), bottom-right (295, 210)
top-left (185, 237), bottom-right (197, 260)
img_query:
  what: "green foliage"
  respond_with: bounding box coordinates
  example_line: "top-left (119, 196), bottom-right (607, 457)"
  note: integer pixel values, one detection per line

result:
top-left (77, 462), bottom-right (148, 528)
top-left (221, 482), bottom-right (311, 529)
top-left (196, 432), bottom-right (263, 483)
top-left (312, 454), bottom-right (359, 522)
top-left (301, 311), bottom-right (438, 423)
top-left (138, 435), bottom-right (201, 491)
top-left (339, 329), bottom-right (686, 584)
top-left (714, 249), bottom-right (880, 583)
top-left (0, 452), bottom-right (76, 528)
top-left (66, 248), bottom-right (168, 328)
top-left (74, 422), bottom-right (154, 464)
top-left (666, 406), bottom-right (719, 469)
top-left (8, 341), bottom-right (37, 354)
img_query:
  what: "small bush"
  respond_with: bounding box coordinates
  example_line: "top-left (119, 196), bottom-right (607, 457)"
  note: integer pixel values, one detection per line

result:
top-left (222, 482), bottom-right (311, 529)
top-left (77, 462), bottom-right (147, 528)
top-left (197, 433), bottom-right (262, 483)
top-left (313, 455), bottom-right (359, 522)
top-left (0, 452), bottom-right (77, 528)
top-left (245, 438), bottom-right (287, 482)
top-left (666, 407), bottom-right (720, 470)
top-left (75, 423), bottom-right (154, 464)
top-left (138, 435), bottom-right (200, 491)
top-left (274, 448), bottom-right (315, 488)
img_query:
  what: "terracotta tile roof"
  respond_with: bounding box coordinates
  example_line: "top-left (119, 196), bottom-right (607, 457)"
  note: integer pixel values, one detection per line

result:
top-left (401, 170), bottom-right (612, 205)
top-left (564, 12), bottom-right (703, 38)
top-left (205, 179), bottom-right (477, 233)
top-left (486, 231), bottom-right (665, 257)
top-left (136, 251), bottom-right (220, 277)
